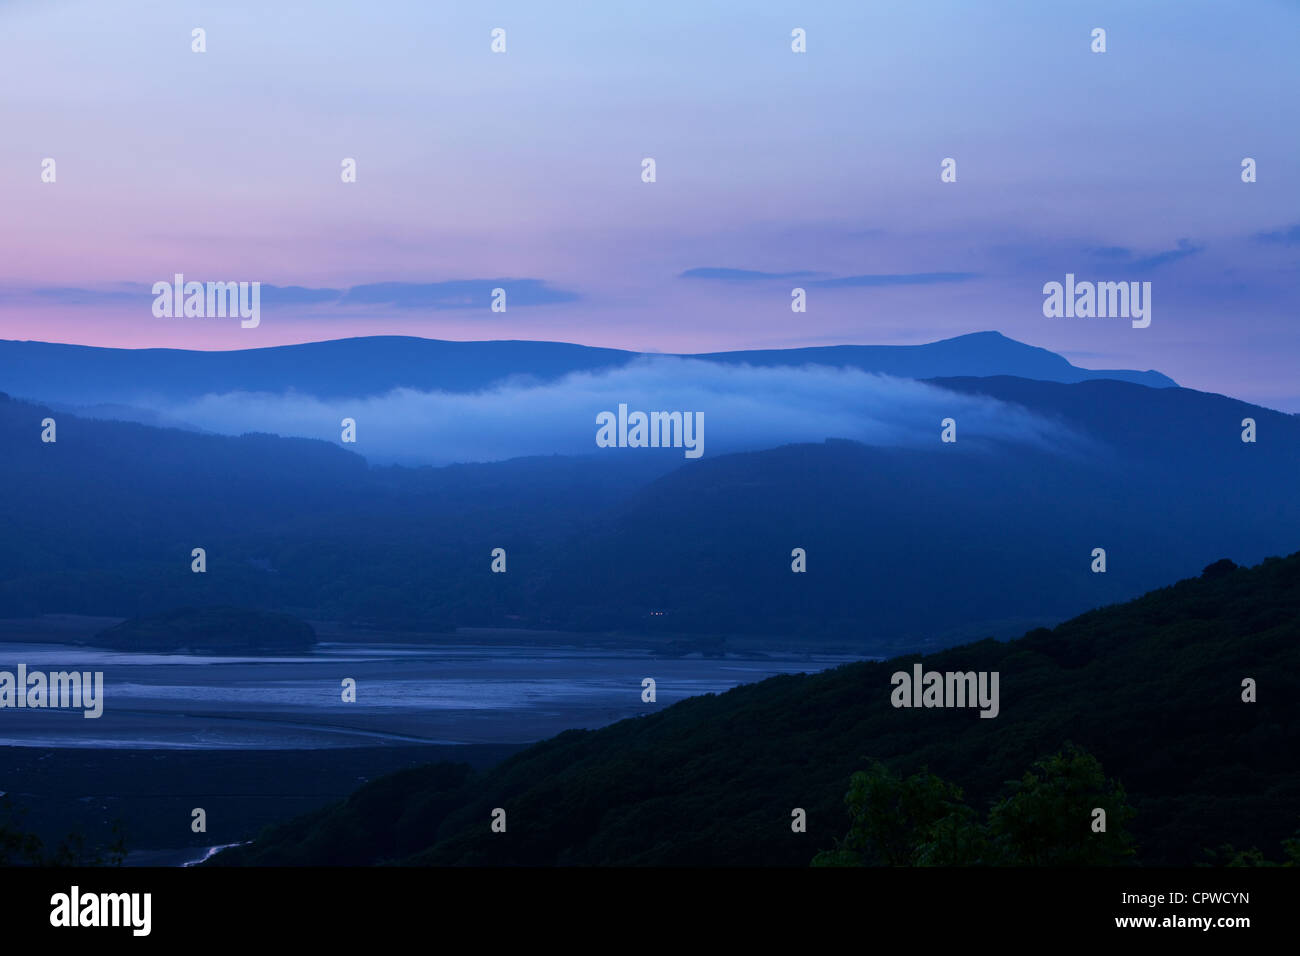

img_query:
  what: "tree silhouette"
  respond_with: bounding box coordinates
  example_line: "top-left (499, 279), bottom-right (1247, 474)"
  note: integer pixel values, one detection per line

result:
top-left (0, 795), bottom-right (127, 867)
top-left (815, 744), bottom-right (1136, 866)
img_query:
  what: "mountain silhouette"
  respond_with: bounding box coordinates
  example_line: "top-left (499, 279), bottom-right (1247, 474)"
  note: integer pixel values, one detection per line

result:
top-left (0, 332), bottom-right (1175, 408)
top-left (0, 371), bottom-right (1293, 650)
top-left (207, 548), bottom-right (1300, 866)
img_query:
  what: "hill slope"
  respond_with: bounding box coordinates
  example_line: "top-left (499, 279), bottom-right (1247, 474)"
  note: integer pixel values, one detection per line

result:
top-left (212, 551), bottom-right (1300, 866)
top-left (0, 332), bottom-right (1175, 408)
top-left (2, 375), bottom-right (1298, 649)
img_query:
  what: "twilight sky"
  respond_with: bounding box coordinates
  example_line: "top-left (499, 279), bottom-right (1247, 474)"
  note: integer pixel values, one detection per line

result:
top-left (1, 0), bottom-right (1297, 407)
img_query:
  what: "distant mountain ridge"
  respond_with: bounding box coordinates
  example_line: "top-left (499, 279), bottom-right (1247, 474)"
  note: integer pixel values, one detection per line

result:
top-left (0, 332), bottom-right (1175, 407)
top-left (692, 332), bottom-right (1176, 389)
top-left (93, 607), bottom-right (316, 654)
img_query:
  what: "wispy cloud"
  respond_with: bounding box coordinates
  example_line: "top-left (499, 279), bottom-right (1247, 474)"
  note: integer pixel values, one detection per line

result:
top-left (0, 284), bottom-right (150, 306)
top-left (338, 279), bottom-right (578, 309)
top-left (1253, 223), bottom-right (1300, 245)
top-left (1127, 239), bottom-right (1203, 270)
top-left (258, 286), bottom-right (349, 307)
top-left (679, 268), bottom-right (829, 281)
top-left (0, 279), bottom-right (579, 311)
top-left (681, 268), bottom-right (978, 287)
top-left (1076, 239), bottom-right (1204, 271)
top-left (809, 272), bottom-right (979, 288)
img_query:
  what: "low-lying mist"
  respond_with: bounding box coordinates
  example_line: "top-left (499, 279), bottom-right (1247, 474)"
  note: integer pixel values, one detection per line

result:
top-left (137, 358), bottom-right (1083, 465)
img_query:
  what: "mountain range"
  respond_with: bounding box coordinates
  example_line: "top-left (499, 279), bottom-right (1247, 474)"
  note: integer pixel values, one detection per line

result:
top-left (0, 351), bottom-right (1294, 648)
top-left (0, 331), bottom-right (1175, 409)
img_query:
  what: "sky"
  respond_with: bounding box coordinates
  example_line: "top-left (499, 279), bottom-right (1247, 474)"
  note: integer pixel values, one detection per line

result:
top-left (1, 0), bottom-right (1298, 407)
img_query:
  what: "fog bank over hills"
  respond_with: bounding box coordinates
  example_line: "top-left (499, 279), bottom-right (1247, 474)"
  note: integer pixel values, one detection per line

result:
top-left (1, 367), bottom-right (1295, 647)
